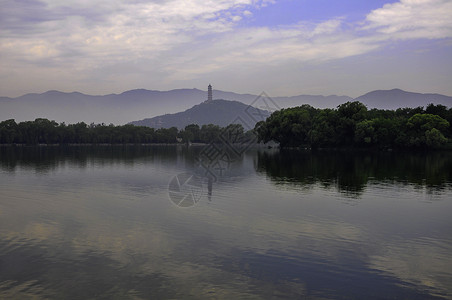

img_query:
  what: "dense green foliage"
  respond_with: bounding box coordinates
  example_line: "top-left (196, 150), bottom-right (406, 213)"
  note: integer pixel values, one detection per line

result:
top-left (254, 102), bottom-right (452, 149)
top-left (0, 119), bottom-right (240, 145)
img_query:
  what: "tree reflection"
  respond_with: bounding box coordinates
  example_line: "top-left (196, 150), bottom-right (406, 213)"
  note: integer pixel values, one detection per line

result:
top-left (256, 149), bottom-right (452, 196)
top-left (2, 146), bottom-right (452, 197)
top-left (0, 145), bottom-right (188, 173)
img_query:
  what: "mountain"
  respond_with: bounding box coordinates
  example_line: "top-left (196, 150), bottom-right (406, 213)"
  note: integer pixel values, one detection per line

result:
top-left (1, 88), bottom-right (451, 125)
top-left (0, 89), bottom-right (207, 125)
top-left (353, 89), bottom-right (452, 109)
top-left (129, 99), bottom-right (270, 129)
top-left (0, 89), bottom-right (352, 124)
top-left (210, 91), bottom-right (353, 109)
top-left (128, 88), bottom-right (452, 129)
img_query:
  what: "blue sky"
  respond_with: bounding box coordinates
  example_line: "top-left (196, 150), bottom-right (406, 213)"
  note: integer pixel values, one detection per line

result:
top-left (243, 0), bottom-right (399, 26)
top-left (1, 0), bottom-right (451, 98)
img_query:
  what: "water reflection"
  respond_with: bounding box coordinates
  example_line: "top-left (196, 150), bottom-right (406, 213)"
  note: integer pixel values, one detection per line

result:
top-left (0, 146), bottom-right (451, 299)
top-left (256, 149), bottom-right (452, 196)
top-left (6, 146), bottom-right (451, 196)
top-left (0, 145), bottom-right (213, 177)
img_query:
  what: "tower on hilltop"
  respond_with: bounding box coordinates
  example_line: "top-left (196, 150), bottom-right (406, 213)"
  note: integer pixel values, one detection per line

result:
top-left (207, 84), bottom-right (212, 102)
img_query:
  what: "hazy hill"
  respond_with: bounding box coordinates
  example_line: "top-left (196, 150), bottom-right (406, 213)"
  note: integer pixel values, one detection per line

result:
top-left (1, 88), bottom-right (451, 125)
top-left (0, 89), bottom-right (352, 124)
top-left (354, 89), bottom-right (452, 109)
top-left (215, 91), bottom-right (352, 109)
top-left (0, 89), bottom-right (207, 125)
top-left (129, 99), bottom-right (270, 129)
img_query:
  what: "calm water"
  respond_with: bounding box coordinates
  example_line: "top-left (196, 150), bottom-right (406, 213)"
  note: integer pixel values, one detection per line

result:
top-left (0, 146), bottom-right (451, 299)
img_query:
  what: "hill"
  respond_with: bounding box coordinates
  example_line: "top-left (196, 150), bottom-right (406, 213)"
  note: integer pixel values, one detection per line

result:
top-left (354, 89), bottom-right (452, 109)
top-left (0, 89), bottom-right (353, 124)
top-left (0, 89), bottom-right (206, 125)
top-left (1, 88), bottom-right (452, 125)
top-left (129, 99), bottom-right (270, 129)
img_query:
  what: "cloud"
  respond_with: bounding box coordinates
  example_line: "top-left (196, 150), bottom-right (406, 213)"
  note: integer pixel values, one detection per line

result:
top-left (369, 238), bottom-right (452, 296)
top-left (0, 0), bottom-right (451, 96)
top-left (162, 19), bottom-right (381, 81)
top-left (365, 0), bottom-right (452, 39)
top-left (0, 0), bottom-right (263, 67)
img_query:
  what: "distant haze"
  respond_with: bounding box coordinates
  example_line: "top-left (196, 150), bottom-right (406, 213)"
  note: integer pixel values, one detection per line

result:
top-left (1, 88), bottom-right (452, 125)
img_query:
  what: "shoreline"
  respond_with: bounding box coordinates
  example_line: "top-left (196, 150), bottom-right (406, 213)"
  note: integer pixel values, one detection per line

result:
top-left (1, 143), bottom-right (451, 152)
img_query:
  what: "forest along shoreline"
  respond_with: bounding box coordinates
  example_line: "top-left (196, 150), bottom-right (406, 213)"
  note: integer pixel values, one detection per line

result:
top-left (1, 101), bottom-right (451, 150)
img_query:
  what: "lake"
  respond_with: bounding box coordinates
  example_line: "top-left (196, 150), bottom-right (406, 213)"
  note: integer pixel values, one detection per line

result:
top-left (0, 145), bottom-right (451, 299)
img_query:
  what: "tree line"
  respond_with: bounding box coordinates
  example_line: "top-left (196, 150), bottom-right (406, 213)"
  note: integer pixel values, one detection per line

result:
top-left (254, 102), bottom-right (452, 149)
top-left (0, 119), bottom-right (247, 145)
top-left (1, 102), bottom-right (451, 149)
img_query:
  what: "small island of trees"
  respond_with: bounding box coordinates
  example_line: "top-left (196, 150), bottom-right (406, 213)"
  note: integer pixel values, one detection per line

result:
top-left (254, 102), bottom-right (452, 149)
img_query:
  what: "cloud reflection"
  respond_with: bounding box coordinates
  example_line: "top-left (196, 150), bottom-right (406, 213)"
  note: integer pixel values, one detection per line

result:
top-left (1, 146), bottom-right (451, 298)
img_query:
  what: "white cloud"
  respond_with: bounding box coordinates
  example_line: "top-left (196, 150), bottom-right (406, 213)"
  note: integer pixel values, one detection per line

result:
top-left (365, 0), bottom-right (452, 39)
top-left (0, 0), bottom-right (264, 64)
top-left (243, 10), bottom-right (253, 17)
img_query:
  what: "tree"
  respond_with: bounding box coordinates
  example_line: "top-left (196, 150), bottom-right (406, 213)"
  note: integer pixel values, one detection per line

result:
top-left (0, 119), bottom-right (18, 143)
top-left (354, 120), bottom-right (375, 145)
top-left (309, 109), bottom-right (337, 147)
top-left (337, 101), bottom-right (367, 121)
top-left (200, 124), bottom-right (221, 143)
top-left (254, 101), bottom-right (450, 149)
top-left (407, 113), bottom-right (449, 132)
top-left (425, 104), bottom-right (448, 119)
top-left (406, 114), bottom-right (449, 147)
top-left (182, 124), bottom-right (200, 143)
top-left (254, 105), bottom-right (317, 147)
top-left (335, 102), bottom-right (368, 145)
top-left (426, 128), bottom-right (448, 148)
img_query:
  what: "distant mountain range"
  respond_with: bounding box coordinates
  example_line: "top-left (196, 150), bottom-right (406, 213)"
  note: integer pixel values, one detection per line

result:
top-left (0, 89), bottom-right (207, 125)
top-left (1, 88), bottom-right (451, 125)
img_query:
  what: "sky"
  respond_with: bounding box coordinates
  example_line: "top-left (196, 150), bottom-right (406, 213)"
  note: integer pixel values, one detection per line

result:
top-left (1, 0), bottom-right (452, 98)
